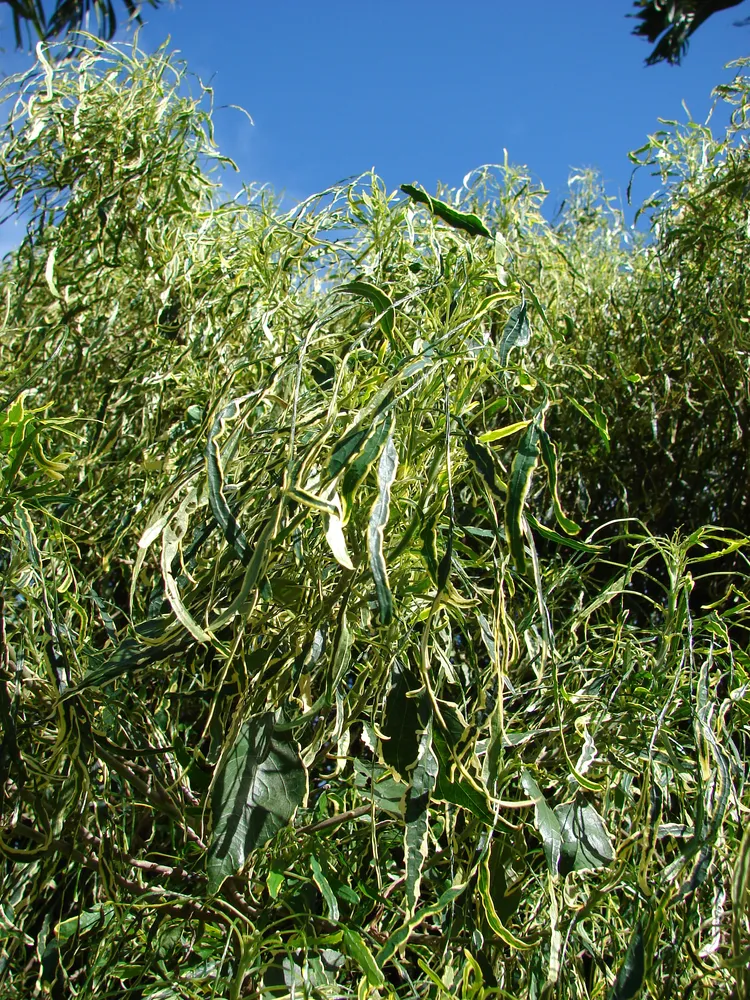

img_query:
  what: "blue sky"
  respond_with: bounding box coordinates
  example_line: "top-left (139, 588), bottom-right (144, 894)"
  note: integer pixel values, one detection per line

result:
top-left (1, 0), bottom-right (748, 236)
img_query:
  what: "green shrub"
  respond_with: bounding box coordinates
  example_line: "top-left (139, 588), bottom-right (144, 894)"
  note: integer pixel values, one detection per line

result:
top-left (0, 40), bottom-right (748, 1000)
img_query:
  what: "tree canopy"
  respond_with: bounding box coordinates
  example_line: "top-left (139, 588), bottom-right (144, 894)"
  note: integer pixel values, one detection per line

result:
top-left (631, 0), bottom-right (749, 64)
top-left (0, 37), bottom-right (748, 1000)
top-left (0, 0), bottom-right (163, 49)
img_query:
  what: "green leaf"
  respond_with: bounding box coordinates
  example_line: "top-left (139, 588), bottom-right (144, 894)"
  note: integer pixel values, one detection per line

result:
top-left (341, 412), bottom-right (393, 524)
top-left (376, 882), bottom-right (467, 967)
top-left (340, 279), bottom-right (395, 340)
top-left (341, 927), bottom-right (385, 988)
top-left (326, 600), bottom-right (352, 698)
top-left (463, 424), bottom-right (507, 499)
top-left (381, 661), bottom-right (425, 778)
top-left (353, 760), bottom-right (405, 815)
top-left (520, 770), bottom-right (562, 875)
top-left (327, 425), bottom-right (372, 479)
top-left (478, 858), bottom-right (539, 950)
top-left (266, 868), bottom-right (284, 900)
top-left (499, 303), bottom-right (531, 366)
top-left (404, 722), bottom-right (438, 915)
top-left (477, 419), bottom-right (530, 444)
top-left (432, 724), bottom-right (494, 826)
top-left (206, 395), bottom-right (253, 564)
top-left (324, 507), bottom-right (355, 570)
top-left (554, 800), bottom-right (615, 875)
top-left (526, 514), bottom-right (602, 554)
top-left (368, 434), bottom-right (399, 625)
top-left (400, 183), bottom-right (491, 238)
top-left (505, 420), bottom-right (540, 572)
top-left (609, 924), bottom-right (644, 1000)
top-left (537, 428), bottom-right (580, 535)
top-left (207, 713), bottom-right (307, 893)
top-left (311, 854), bottom-right (340, 922)
top-left (567, 395), bottom-right (610, 451)
top-left (55, 904), bottom-right (114, 942)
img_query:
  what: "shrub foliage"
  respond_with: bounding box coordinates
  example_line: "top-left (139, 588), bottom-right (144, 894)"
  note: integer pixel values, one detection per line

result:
top-left (1, 40), bottom-right (749, 1000)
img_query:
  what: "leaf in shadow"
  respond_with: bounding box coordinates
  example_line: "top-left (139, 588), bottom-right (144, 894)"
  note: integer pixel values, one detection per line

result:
top-left (207, 713), bottom-right (307, 893)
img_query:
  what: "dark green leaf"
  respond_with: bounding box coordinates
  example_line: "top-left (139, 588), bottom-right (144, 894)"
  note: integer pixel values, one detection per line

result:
top-left (206, 396), bottom-right (252, 565)
top-left (354, 760), bottom-right (406, 815)
top-left (526, 514), bottom-right (602, 554)
top-left (340, 280), bottom-right (395, 340)
top-left (207, 713), bottom-right (307, 893)
top-left (400, 183), bottom-right (491, 238)
top-left (341, 927), bottom-right (385, 988)
top-left (327, 426), bottom-right (372, 479)
top-left (310, 854), bottom-right (339, 921)
top-left (505, 421), bottom-right (540, 572)
top-left (433, 724), bottom-right (494, 826)
top-left (341, 412), bottom-right (393, 524)
top-left (381, 661), bottom-right (425, 778)
top-left (537, 428), bottom-right (580, 535)
top-left (609, 924), bottom-right (644, 1000)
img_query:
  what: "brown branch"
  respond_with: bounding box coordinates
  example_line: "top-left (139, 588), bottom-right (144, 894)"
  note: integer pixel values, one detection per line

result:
top-left (297, 804), bottom-right (371, 836)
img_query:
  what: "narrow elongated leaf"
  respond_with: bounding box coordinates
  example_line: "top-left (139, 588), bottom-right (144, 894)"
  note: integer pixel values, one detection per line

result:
top-left (376, 882), bottom-right (467, 967)
top-left (207, 713), bottom-right (307, 893)
top-left (478, 858), bottom-right (540, 949)
top-left (499, 303), bottom-right (531, 365)
top-left (310, 855), bottom-right (339, 922)
top-left (520, 770), bottom-right (562, 875)
top-left (400, 183), bottom-right (491, 237)
top-left (69, 628), bottom-right (188, 694)
top-left (554, 800), bottom-right (614, 875)
top-left (328, 602), bottom-right (352, 692)
top-left (404, 723), bottom-right (438, 915)
top-left (368, 435), bottom-right (399, 624)
top-left (285, 485), bottom-right (337, 516)
top-left (537, 428), bottom-right (580, 535)
top-left (327, 425), bottom-right (372, 479)
top-left (505, 421), bottom-right (540, 572)
top-left (341, 927), bottom-right (385, 988)
top-left (353, 760), bottom-right (406, 815)
top-left (478, 419), bottom-right (530, 444)
top-left (567, 395), bottom-right (610, 451)
top-left (340, 279), bottom-right (395, 339)
top-left (210, 513), bottom-right (278, 630)
top-left (381, 661), bottom-right (425, 778)
top-left (463, 426), bottom-right (507, 498)
top-left (325, 508), bottom-right (355, 570)
top-left (341, 412), bottom-right (393, 523)
top-left (526, 514), bottom-right (602, 554)
top-left (609, 924), bottom-right (644, 1000)
top-left (206, 396), bottom-right (252, 564)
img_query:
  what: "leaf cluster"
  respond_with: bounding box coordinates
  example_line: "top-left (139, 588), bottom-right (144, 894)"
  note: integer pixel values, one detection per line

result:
top-left (0, 40), bottom-right (749, 1000)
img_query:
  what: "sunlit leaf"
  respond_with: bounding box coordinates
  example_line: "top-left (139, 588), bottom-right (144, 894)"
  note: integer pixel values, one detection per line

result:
top-left (340, 279), bottom-right (395, 340)
top-left (499, 303), bottom-right (531, 365)
top-left (520, 770), bottom-right (562, 875)
top-left (404, 723), bottom-right (438, 915)
top-left (401, 183), bottom-right (491, 237)
top-left (505, 420), bottom-right (540, 572)
top-left (368, 434), bottom-right (399, 624)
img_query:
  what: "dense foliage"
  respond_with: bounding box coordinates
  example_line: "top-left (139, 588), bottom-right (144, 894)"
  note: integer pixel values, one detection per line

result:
top-left (0, 40), bottom-right (749, 1000)
top-left (1, 0), bottom-right (162, 50)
